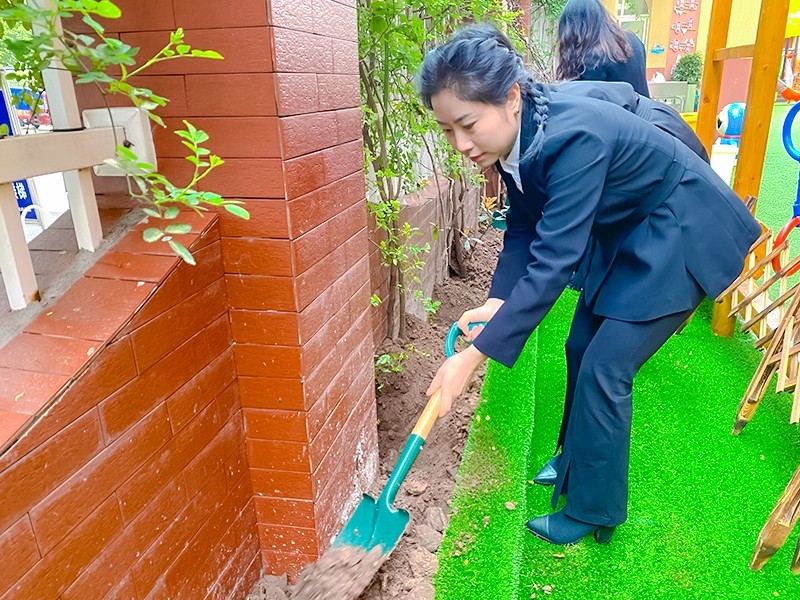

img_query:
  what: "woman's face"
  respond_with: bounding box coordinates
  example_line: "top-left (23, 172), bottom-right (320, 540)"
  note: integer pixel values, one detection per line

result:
top-left (431, 84), bottom-right (521, 169)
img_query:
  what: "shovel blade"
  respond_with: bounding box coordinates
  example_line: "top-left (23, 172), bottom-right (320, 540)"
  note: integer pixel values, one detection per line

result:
top-left (333, 494), bottom-right (410, 555)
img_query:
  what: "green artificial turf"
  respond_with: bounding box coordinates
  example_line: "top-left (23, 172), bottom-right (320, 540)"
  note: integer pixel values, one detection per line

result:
top-left (757, 102), bottom-right (799, 237)
top-left (755, 102), bottom-right (800, 297)
top-left (434, 331), bottom-right (539, 599)
top-left (435, 291), bottom-right (800, 599)
top-left (520, 292), bottom-right (800, 599)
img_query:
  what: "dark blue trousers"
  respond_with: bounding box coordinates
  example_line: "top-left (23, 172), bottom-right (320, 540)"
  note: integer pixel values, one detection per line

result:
top-left (552, 281), bottom-right (705, 526)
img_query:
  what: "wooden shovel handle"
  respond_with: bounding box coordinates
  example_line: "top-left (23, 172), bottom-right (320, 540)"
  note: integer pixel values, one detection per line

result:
top-left (411, 390), bottom-right (440, 441)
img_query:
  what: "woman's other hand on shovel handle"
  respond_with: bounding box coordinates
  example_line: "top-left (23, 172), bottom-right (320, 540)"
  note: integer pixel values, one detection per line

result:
top-left (427, 345), bottom-right (487, 418)
top-left (457, 298), bottom-right (504, 341)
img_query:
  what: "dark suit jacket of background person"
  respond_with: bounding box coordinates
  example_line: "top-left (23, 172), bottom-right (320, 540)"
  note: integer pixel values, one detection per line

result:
top-left (579, 30), bottom-right (650, 98)
top-left (552, 80), bottom-right (709, 163)
top-left (471, 87), bottom-right (760, 368)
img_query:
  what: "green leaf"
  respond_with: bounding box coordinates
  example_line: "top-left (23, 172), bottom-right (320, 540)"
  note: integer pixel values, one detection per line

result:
top-left (170, 28), bottom-right (185, 46)
top-left (176, 44), bottom-right (190, 55)
top-left (169, 240), bottom-right (196, 265)
top-left (191, 49), bottom-right (223, 60)
top-left (142, 207), bottom-right (161, 218)
top-left (108, 80), bottom-right (133, 94)
top-left (142, 227), bottom-right (163, 242)
top-left (147, 113), bottom-right (165, 128)
top-left (0, 124), bottom-right (8, 138)
top-left (116, 145), bottom-right (138, 161)
top-left (183, 120), bottom-right (198, 136)
top-left (369, 15), bottom-right (388, 34)
top-left (76, 71), bottom-right (114, 84)
top-left (95, 0), bottom-right (122, 19)
top-left (164, 223), bottom-right (192, 234)
top-left (224, 204), bottom-right (250, 220)
top-left (81, 14), bottom-right (104, 34)
top-left (370, 0), bottom-right (388, 16)
top-left (164, 206), bottom-right (180, 219)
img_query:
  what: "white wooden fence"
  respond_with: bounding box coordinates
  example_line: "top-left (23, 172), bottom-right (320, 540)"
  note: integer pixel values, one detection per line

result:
top-left (0, 0), bottom-right (121, 310)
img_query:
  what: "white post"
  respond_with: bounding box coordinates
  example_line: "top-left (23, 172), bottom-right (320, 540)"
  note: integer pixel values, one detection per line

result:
top-left (34, 0), bottom-right (104, 251)
top-left (64, 168), bottom-right (103, 249)
top-left (0, 183), bottom-right (38, 309)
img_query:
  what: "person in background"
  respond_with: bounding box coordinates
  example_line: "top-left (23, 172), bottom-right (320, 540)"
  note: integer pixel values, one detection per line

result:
top-left (420, 24), bottom-right (759, 545)
top-left (447, 26), bottom-right (704, 161)
top-left (556, 0), bottom-right (650, 98)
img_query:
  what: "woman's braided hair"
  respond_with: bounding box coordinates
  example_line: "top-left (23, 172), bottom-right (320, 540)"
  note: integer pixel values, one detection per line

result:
top-left (419, 23), bottom-right (550, 160)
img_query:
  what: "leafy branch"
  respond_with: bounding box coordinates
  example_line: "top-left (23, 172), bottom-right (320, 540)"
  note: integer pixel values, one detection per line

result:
top-left (0, 0), bottom-right (248, 263)
top-left (358, 0), bottom-right (520, 337)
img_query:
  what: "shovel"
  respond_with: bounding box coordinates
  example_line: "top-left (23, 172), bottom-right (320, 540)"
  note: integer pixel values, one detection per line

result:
top-left (332, 320), bottom-right (486, 555)
top-left (332, 388), bottom-right (442, 555)
top-left (445, 320), bottom-right (487, 357)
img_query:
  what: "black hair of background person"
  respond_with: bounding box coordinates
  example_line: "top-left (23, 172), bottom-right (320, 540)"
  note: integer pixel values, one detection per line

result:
top-left (556, 0), bottom-right (650, 98)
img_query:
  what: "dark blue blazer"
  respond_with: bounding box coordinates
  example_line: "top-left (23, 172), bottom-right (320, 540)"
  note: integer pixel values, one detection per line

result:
top-left (580, 30), bottom-right (650, 98)
top-left (551, 81), bottom-right (709, 162)
top-left (472, 88), bottom-right (760, 367)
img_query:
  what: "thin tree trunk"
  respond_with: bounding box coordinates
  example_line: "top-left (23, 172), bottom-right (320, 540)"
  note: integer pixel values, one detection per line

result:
top-left (387, 262), bottom-right (398, 338)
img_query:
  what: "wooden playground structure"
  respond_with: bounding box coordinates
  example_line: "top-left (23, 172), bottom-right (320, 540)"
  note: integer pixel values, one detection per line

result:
top-left (696, 0), bottom-right (800, 574)
top-left (719, 210), bottom-right (800, 573)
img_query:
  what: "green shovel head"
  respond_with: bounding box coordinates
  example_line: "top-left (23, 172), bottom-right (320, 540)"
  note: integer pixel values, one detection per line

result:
top-left (333, 493), bottom-right (410, 555)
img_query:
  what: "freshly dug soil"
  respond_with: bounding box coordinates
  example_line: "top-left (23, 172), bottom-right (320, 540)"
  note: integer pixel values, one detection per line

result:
top-left (291, 546), bottom-right (385, 600)
top-left (249, 226), bottom-right (502, 599)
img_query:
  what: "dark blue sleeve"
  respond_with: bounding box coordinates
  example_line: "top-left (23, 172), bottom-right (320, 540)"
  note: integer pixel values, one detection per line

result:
top-left (473, 130), bottom-right (612, 367)
top-left (487, 206), bottom-right (538, 300)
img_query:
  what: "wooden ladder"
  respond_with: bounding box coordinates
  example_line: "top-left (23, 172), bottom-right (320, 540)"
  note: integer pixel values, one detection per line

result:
top-left (696, 0), bottom-right (792, 336)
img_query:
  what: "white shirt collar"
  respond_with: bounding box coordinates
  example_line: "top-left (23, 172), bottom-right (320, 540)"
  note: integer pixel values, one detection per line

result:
top-left (499, 126), bottom-right (523, 193)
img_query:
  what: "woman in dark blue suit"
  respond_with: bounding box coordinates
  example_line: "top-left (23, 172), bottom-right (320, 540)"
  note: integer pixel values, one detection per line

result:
top-left (422, 25), bottom-right (760, 545)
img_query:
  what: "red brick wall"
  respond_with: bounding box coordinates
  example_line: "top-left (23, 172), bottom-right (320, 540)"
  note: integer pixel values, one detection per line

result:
top-left (76, 0), bottom-right (379, 577)
top-left (5, 0), bottom-right (378, 586)
top-left (0, 218), bottom-right (262, 599)
top-left (242, 0), bottom-right (379, 576)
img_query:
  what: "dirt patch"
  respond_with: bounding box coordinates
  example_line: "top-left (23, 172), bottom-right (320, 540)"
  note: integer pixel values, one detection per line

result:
top-left (291, 546), bottom-right (385, 600)
top-left (248, 226), bottom-right (502, 599)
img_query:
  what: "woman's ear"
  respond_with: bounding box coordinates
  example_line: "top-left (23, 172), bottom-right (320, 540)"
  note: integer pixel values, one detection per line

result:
top-left (507, 83), bottom-right (522, 115)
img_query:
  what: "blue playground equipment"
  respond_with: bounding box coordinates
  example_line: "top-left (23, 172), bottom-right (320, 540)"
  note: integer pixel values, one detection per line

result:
top-left (771, 101), bottom-right (800, 275)
top-left (717, 102), bottom-right (746, 146)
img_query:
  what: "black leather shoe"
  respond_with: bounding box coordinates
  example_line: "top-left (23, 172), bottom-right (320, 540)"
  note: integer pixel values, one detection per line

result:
top-left (533, 453), bottom-right (561, 486)
top-left (526, 509), bottom-right (615, 545)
